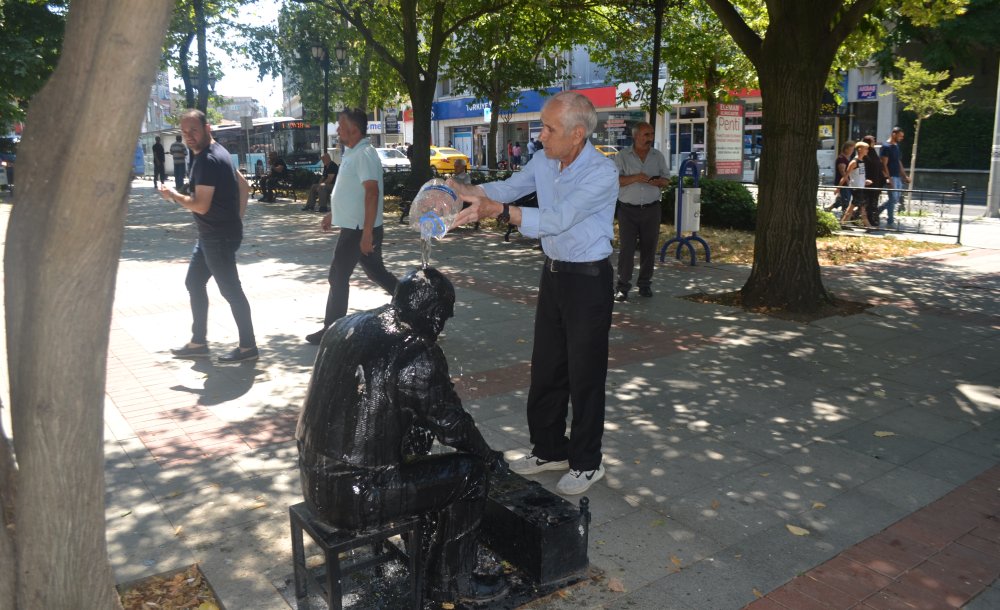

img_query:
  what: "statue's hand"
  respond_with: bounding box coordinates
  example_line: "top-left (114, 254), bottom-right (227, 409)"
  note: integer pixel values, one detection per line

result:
top-left (487, 451), bottom-right (509, 475)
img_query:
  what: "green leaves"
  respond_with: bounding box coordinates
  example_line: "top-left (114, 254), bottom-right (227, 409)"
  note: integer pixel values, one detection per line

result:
top-left (0, 0), bottom-right (67, 131)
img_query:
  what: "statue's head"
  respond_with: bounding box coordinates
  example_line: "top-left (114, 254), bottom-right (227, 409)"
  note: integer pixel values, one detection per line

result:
top-left (392, 267), bottom-right (455, 339)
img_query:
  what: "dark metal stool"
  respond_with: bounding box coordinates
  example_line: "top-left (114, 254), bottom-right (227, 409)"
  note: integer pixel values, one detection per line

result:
top-left (289, 502), bottom-right (423, 610)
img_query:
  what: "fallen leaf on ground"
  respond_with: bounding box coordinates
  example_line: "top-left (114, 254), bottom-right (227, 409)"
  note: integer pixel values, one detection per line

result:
top-left (710, 499), bottom-right (721, 510)
top-left (651, 519), bottom-right (665, 527)
top-left (786, 524), bottom-right (810, 536)
top-left (812, 502), bottom-right (826, 510)
top-left (441, 603), bottom-right (455, 609)
top-left (670, 555), bottom-right (683, 568)
top-left (874, 431), bottom-right (896, 437)
top-left (759, 472), bottom-right (770, 477)
top-left (608, 577), bottom-right (626, 593)
top-left (753, 588), bottom-right (764, 598)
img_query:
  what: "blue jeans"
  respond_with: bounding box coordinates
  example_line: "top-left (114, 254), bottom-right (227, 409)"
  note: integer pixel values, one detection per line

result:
top-left (882, 176), bottom-right (903, 225)
top-left (185, 237), bottom-right (256, 348)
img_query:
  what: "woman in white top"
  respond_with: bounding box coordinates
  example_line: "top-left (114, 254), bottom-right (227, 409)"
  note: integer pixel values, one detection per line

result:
top-left (839, 141), bottom-right (873, 228)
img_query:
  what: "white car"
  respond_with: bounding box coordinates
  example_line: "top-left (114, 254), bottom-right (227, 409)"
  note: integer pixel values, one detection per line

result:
top-left (376, 147), bottom-right (411, 172)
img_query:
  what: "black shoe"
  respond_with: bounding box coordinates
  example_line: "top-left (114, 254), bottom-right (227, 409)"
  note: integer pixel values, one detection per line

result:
top-left (462, 574), bottom-right (510, 605)
top-left (430, 574), bottom-right (510, 606)
top-left (317, 207), bottom-right (329, 213)
top-left (301, 205), bottom-right (314, 211)
top-left (218, 346), bottom-right (259, 363)
top-left (639, 286), bottom-right (653, 298)
top-left (614, 289), bottom-right (628, 302)
top-left (305, 327), bottom-right (326, 345)
top-left (171, 343), bottom-right (209, 358)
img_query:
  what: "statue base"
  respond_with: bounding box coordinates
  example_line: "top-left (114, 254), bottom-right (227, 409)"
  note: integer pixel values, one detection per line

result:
top-left (481, 471), bottom-right (591, 586)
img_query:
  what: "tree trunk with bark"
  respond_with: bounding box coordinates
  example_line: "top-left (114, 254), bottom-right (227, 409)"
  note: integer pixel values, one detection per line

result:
top-left (704, 0), bottom-right (878, 312)
top-left (0, 1), bottom-right (174, 608)
top-left (742, 52), bottom-right (831, 310)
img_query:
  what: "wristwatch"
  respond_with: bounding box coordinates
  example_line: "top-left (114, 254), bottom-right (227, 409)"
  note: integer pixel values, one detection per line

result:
top-left (496, 202), bottom-right (510, 224)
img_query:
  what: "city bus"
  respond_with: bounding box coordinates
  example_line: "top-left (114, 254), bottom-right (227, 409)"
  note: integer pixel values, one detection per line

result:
top-left (140, 117), bottom-right (322, 177)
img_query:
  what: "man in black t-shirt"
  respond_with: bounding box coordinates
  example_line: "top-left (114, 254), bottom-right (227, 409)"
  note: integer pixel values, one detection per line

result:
top-left (158, 109), bottom-right (258, 363)
top-left (259, 151), bottom-right (287, 203)
top-left (301, 152), bottom-right (337, 212)
top-left (152, 136), bottom-right (167, 188)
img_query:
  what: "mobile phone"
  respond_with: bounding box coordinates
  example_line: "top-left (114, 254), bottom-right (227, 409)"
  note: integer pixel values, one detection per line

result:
top-left (648, 175), bottom-right (661, 181)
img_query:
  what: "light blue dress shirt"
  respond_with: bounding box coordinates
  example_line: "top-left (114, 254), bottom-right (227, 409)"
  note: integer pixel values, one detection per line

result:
top-left (331, 137), bottom-right (384, 230)
top-left (481, 142), bottom-right (618, 262)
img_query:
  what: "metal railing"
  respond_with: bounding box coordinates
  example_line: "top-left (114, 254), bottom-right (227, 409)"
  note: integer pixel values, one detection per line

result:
top-left (817, 184), bottom-right (967, 244)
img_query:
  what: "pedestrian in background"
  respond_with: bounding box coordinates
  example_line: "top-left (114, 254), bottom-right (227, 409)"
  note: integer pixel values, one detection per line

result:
top-left (169, 134), bottom-right (187, 191)
top-left (613, 121), bottom-right (669, 302)
top-left (302, 152), bottom-right (337, 212)
top-left (448, 90), bottom-right (617, 495)
top-left (880, 126), bottom-right (910, 227)
top-left (862, 134), bottom-right (886, 228)
top-left (306, 108), bottom-right (399, 346)
top-left (840, 140), bottom-right (874, 229)
top-left (825, 140), bottom-right (855, 213)
top-left (159, 109), bottom-right (258, 363)
top-left (152, 136), bottom-right (167, 189)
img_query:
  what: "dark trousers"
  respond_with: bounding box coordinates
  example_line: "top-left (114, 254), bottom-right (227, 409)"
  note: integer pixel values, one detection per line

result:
top-left (864, 189), bottom-right (881, 226)
top-left (616, 203), bottom-right (660, 292)
top-left (526, 259), bottom-right (613, 471)
top-left (299, 449), bottom-right (488, 598)
top-left (324, 226), bottom-right (399, 326)
top-left (185, 237), bottom-right (256, 348)
top-left (304, 183), bottom-right (332, 210)
top-left (173, 161), bottom-right (185, 191)
top-left (153, 160), bottom-right (167, 187)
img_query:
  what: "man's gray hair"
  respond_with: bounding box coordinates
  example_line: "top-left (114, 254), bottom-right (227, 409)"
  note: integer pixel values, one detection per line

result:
top-left (545, 90), bottom-right (597, 136)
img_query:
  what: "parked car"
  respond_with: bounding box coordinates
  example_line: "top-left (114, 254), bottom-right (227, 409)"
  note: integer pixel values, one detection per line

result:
top-left (595, 145), bottom-right (619, 157)
top-left (429, 146), bottom-right (470, 174)
top-left (376, 147), bottom-right (411, 172)
top-left (0, 136), bottom-right (16, 190)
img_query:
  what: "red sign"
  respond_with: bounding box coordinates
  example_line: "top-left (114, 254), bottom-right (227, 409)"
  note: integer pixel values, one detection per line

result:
top-left (576, 86), bottom-right (617, 109)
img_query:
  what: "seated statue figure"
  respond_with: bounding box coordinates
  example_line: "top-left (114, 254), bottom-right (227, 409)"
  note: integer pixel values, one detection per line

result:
top-left (296, 267), bottom-right (509, 605)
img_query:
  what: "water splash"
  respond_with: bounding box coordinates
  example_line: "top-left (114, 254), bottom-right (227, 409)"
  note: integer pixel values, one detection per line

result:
top-left (421, 237), bottom-right (432, 269)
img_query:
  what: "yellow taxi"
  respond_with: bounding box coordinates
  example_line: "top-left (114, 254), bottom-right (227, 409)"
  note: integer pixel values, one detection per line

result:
top-left (429, 146), bottom-right (470, 174)
top-left (595, 145), bottom-right (619, 157)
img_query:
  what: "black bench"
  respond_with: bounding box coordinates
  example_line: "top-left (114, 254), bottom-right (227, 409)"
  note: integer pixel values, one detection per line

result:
top-left (289, 502), bottom-right (423, 610)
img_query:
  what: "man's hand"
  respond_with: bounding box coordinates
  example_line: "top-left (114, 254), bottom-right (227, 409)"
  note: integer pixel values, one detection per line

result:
top-left (360, 229), bottom-right (374, 255)
top-left (445, 177), bottom-right (482, 202)
top-left (321, 212), bottom-right (332, 232)
top-left (158, 184), bottom-right (178, 202)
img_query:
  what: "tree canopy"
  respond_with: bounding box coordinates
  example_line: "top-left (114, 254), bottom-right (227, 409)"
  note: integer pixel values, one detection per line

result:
top-left (0, 0), bottom-right (67, 132)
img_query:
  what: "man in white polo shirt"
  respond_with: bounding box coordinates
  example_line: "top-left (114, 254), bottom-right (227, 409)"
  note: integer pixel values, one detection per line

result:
top-left (306, 108), bottom-right (399, 345)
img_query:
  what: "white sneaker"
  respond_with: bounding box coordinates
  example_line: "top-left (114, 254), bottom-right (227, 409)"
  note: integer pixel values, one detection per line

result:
top-left (556, 464), bottom-right (605, 495)
top-left (509, 453), bottom-right (569, 475)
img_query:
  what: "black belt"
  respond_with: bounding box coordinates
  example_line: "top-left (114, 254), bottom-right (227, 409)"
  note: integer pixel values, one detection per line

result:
top-left (617, 200), bottom-right (660, 209)
top-left (544, 256), bottom-right (609, 276)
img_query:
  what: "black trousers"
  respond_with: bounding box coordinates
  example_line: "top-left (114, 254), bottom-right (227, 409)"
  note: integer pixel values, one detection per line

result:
top-left (616, 203), bottom-right (661, 292)
top-left (185, 237), bottom-right (256, 348)
top-left (299, 449), bottom-right (488, 598)
top-left (526, 259), bottom-right (613, 471)
top-left (324, 225), bottom-right (399, 326)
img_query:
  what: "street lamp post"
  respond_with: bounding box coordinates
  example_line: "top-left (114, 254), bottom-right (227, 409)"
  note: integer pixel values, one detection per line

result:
top-left (311, 45), bottom-right (330, 154)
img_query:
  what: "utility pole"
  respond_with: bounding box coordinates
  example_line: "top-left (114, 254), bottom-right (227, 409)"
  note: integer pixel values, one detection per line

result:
top-left (987, 61), bottom-right (1000, 218)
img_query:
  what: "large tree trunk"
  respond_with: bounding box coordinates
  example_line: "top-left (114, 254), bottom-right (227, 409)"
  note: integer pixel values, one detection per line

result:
top-left (407, 77), bottom-right (436, 189)
top-left (740, 24), bottom-right (833, 311)
top-left (194, 0), bottom-right (209, 113)
top-left (705, 0), bottom-right (877, 313)
top-left (0, 2), bottom-right (174, 608)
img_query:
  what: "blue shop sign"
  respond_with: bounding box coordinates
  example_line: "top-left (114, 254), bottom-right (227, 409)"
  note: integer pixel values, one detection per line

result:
top-left (432, 87), bottom-right (559, 120)
top-left (857, 84), bottom-right (878, 100)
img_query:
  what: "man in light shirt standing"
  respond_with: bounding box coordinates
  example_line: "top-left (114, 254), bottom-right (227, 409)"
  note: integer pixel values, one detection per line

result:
top-left (448, 91), bottom-right (617, 495)
top-left (613, 121), bottom-right (669, 302)
top-left (306, 108), bottom-right (398, 345)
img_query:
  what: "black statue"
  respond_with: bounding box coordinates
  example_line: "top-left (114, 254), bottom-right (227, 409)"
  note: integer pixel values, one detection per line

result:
top-left (296, 267), bottom-right (509, 605)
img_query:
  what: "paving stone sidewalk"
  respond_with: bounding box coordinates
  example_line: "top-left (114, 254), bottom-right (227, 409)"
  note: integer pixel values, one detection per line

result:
top-left (3, 184), bottom-right (999, 609)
